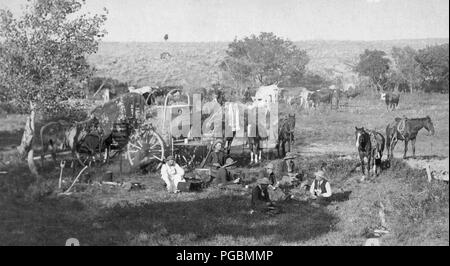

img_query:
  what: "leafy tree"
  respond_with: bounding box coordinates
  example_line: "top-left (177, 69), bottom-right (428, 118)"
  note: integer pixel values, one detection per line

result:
top-left (294, 72), bottom-right (331, 91)
top-left (415, 44), bottom-right (449, 93)
top-left (220, 32), bottom-right (309, 86)
top-left (354, 49), bottom-right (391, 91)
top-left (391, 46), bottom-right (423, 93)
top-left (0, 0), bottom-right (108, 113)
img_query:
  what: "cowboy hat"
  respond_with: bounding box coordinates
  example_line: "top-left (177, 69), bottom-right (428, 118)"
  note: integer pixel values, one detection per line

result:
top-left (314, 170), bottom-right (325, 178)
top-left (222, 157), bottom-right (237, 167)
top-left (265, 163), bottom-right (274, 169)
top-left (283, 152), bottom-right (297, 160)
top-left (165, 155), bottom-right (174, 161)
top-left (257, 177), bottom-right (270, 185)
top-left (213, 139), bottom-right (223, 147)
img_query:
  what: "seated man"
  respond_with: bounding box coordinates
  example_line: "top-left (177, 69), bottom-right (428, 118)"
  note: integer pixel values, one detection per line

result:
top-left (251, 178), bottom-right (280, 214)
top-left (160, 155), bottom-right (185, 193)
top-left (206, 139), bottom-right (240, 186)
top-left (279, 152), bottom-right (304, 187)
top-left (259, 162), bottom-right (290, 201)
top-left (309, 170), bottom-right (332, 205)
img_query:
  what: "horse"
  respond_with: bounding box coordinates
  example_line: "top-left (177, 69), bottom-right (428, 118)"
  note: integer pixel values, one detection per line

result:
top-left (386, 116), bottom-right (435, 160)
top-left (277, 114), bottom-right (295, 158)
top-left (40, 120), bottom-right (72, 167)
top-left (40, 116), bottom-right (103, 168)
top-left (367, 129), bottom-right (385, 176)
top-left (355, 127), bottom-right (372, 179)
top-left (380, 92), bottom-right (400, 111)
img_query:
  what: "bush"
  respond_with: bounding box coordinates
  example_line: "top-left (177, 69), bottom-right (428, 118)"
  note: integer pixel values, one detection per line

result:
top-left (0, 101), bottom-right (29, 114)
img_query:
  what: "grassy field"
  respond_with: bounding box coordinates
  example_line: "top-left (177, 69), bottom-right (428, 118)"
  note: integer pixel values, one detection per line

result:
top-left (0, 91), bottom-right (448, 246)
top-left (88, 39), bottom-right (449, 88)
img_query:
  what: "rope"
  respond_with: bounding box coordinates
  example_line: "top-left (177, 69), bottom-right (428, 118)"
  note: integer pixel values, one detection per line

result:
top-left (62, 166), bottom-right (88, 194)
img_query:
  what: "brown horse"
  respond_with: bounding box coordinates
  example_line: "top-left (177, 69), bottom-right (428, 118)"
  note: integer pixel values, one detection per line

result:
top-left (355, 127), bottom-right (372, 178)
top-left (277, 114), bottom-right (295, 158)
top-left (386, 116), bottom-right (435, 160)
top-left (355, 127), bottom-right (385, 178)
top-left (367, 129), bottom-right (385, 176)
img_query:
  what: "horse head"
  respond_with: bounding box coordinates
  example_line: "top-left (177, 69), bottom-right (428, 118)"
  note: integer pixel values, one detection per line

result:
top-left (288, 114), bottom-right (296, 129)
top-left (424, 116), bottom-right (435, 136)
top-left (355, 126), bottom-right (368, 149)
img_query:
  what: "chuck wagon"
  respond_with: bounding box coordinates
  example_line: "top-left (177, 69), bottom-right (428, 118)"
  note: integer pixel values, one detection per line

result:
top-left (90, 89), bottom-right (214, 171)
top-left (125, 88), bottom-right (215, 170)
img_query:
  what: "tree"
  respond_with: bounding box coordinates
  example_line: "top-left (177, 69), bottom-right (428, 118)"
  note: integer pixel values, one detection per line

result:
top-left (220, 32), bottom-right (309, 86)
top-left (415, 44), bottom-right (449, 93)
top-left (0, 0), bottom-right (108, 113)
top-left (354, 49), bottom-right (391, 91)
top-left (391, 46), bottom-right (423, 93)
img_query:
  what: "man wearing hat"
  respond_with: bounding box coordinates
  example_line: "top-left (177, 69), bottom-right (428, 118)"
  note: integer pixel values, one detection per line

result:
top-left (251, 177), bottom-right (278, 213)
top-left (160, 155), bottom-right (185, 193)
top-left (279, 152), bottom-right (303, 186)
top-left (309, 170), bottom-right (332, 204)
top-left (258, 162), bottom-right (292, 201)
top-left (206, 139), bottom-right (240, 186)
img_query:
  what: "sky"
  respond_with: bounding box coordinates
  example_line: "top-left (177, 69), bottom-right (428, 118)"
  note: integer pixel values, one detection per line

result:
top-left (0, 0), bottom-right (448, 42)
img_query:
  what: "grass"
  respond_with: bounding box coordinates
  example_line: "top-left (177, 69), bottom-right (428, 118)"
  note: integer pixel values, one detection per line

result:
top-left (0, 91), bottom-right (448, 246)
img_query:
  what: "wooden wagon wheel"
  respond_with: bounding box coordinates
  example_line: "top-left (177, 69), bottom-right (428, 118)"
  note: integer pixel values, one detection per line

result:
top-left (127, 128), bottom-right (165, 169)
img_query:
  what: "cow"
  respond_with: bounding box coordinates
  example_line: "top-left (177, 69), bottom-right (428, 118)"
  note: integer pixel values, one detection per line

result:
top-left (309, 89), bottom-right (334, 109)
top-left (254, 84), bottom-right (280, 103)
top-left (298, 87), bottom-right (314, 109)
top-left (380, 92), bottom-right (400, 111)
top-left (344, 87), bottom-right (360, 99)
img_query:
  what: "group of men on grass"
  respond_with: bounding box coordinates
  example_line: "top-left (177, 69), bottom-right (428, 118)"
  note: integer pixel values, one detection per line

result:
top-left (159, 139), bottom-right (333, 213)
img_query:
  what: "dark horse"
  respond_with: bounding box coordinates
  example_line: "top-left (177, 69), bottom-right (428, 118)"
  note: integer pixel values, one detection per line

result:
top-left (277, 114), bottom-right (296, 158)
top-left (355, 127), bottom-right (385, 179)
top-left (386, 116), bottom-right (435, 160)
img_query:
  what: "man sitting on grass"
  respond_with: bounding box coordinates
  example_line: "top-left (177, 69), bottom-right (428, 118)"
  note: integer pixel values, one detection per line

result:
top-left (160, 155), bottom-right (185, 193)
top-left (251, 178), bottom-right (281, 214)
top-left (309, 170), bottom-right (332, 205)
top-left (206, 140), bottom-right (240, 186)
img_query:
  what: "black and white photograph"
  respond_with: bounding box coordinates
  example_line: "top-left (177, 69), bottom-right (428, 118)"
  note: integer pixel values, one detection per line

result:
top-left (0, 0), bottom-right (448, 249)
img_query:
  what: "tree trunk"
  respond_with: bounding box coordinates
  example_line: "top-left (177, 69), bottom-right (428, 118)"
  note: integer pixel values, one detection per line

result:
top-left (17, 102), bottom-right (40, 179)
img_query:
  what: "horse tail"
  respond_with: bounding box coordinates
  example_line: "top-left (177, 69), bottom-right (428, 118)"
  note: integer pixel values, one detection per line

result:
top-left (385, 124), bottom-right (393, 153)
top-left (379, 133), bottom-right (385, 154)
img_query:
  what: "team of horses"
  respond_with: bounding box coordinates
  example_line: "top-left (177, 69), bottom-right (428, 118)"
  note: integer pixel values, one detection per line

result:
top-left (355, 115), bottom-right (435, 179)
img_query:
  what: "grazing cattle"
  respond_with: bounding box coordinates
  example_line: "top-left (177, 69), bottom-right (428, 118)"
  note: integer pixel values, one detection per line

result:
top-left (254, 84), bottom-right (281, 104)
top-left (380, 92), bottom-right (400, 111)
top-left (386, 116), bottom-right (435, 160)
top-left (309, 89), bottom-right (334, 109)
top-left (344, 87), bottom-right (360, 99)
top-left (298, 87), bottom-right (314, 109)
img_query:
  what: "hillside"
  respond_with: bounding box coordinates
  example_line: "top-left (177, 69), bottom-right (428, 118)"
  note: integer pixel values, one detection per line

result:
top-left (88, 38), bottom-right (449, 88)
